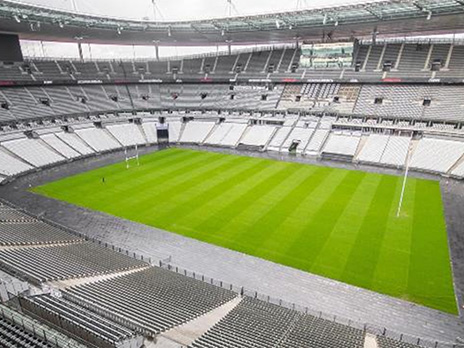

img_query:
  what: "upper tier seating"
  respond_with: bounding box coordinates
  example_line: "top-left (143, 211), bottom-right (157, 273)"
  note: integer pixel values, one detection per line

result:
top-left (353, 85), bottom-right (464, 121)
top-left (63, 267), bottom-right (236, 334)
top-left (4, 43), bottom-right (463, 83)
top-left (0, 82), bottom-right (464, 123)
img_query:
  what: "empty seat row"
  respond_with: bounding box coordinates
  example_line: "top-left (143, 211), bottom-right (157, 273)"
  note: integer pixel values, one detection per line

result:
top-left (20, 294), bottom-right (142, 348)
top-left (0, 241), bottom-right (147, 283)
top-left (0, 221), bottom-right (82, 246)
top-left (0, 316), bottom-right (53, 348)
top-left (190, 297), bottom-right (365, 348)
top-left (63, 267), bottom-right (236, 334)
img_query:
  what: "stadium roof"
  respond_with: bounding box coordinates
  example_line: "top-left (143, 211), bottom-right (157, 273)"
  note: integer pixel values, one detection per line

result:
top-left (1, 0), bottom-right (464, 45)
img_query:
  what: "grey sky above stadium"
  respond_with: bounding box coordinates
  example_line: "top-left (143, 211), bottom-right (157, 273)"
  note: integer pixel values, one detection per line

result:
top-left (15, 0), bottom-right (462, 59)
top-left (15, 0), bottom-right (384, 21)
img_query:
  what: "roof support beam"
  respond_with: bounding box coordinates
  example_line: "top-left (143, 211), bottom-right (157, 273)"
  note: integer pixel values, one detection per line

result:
top-left (364, 7), bottom-right (383, 20)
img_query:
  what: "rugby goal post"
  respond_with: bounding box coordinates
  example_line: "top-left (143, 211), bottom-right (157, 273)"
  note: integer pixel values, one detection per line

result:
top-left (124, 145), bottom-right (140, 169)
top-left (396, 135), bottom-right (414, 218)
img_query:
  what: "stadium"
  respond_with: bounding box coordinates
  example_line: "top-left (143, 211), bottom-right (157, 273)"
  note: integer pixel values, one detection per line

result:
top-left (0, 0), bottom-right (463, 347)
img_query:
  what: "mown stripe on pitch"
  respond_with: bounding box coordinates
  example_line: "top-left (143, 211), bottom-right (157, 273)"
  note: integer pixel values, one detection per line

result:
top-left (310, 173), bottom-right (382, 280)
top-left (272, 169), bottom-right (349, 262)
top-left (155, 157), bottom-right (269, 229)
top-left (169, 159), bottom-right (276, 236)
top-left (104, 150), bottom-right (221, 196)
top-left (371, 177), bottom-right (415, 298)
top-left (34, 148), bottom-right (201, 201)
top-left (219, 165), bottom-right (319, 252)
top-left (240, 166), bottom-right (330, 257)
top-left (193, 163), bottom-right (295, 240)
top-left (284, 170), bottom-right (366, 270)
top-left (114, 152), bottom-right (240, 218)
top-left (407, 180), bottom-right (456, 313)
top-left (339, 175), bottom-right (398, 289)
top-left (66, 149), bottom-right (215, 210)
top-left (60, 149), bottom-right (220, 214)
top-left (141, 155), bottom-right (256, 224)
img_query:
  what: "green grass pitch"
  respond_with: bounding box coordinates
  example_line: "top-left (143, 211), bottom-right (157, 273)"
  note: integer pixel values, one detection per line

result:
top-left (32, 148), bottom-right (457, 314)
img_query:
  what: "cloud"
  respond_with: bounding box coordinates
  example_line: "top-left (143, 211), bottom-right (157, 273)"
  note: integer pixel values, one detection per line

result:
top-left (15, 0), bottom-right (386, 21)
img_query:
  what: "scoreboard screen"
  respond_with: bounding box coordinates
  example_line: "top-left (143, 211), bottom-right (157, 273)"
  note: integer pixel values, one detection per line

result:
top-left (300, 42), bottom-right (353, 69)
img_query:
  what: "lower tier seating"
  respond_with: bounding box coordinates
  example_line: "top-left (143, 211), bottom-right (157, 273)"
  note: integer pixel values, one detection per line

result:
top-left (190, 297), bottom-right (365, 348)
top-left (63, 267), bottom-right (236, 335)
top-left (0, 241), bottom-right (147, 283)
top-left (377, 335), bottom-right (425, 348)
top-left (0, 221), bottom-right (82, 246)
top-left (20, 294), bottom-right (143, 348)
top-left (0, 316), bottom-right (54, 348)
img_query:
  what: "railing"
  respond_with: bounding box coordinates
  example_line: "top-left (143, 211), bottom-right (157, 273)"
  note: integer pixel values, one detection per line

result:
top-left (0, 302), bottom-right (86, 348)
top-left (159, 260), bottom-right (464, 348)
top-left (0, 198), bottom-right (169, 265)
top-left (359, 37), bottom-right (464, 46)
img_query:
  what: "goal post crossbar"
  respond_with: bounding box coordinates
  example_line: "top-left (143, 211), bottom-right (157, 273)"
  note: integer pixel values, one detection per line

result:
top-left (124, 145), bottom-right (140, 169)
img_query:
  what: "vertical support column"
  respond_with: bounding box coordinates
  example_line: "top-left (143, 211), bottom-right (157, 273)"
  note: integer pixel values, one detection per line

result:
top-left (153, 41), bottom-right (160, 61)
top-left (394, 43), bottom-right (404, 70)
top-left (444, 44), bottom-right (454, 70)
top-left (226, 40), bottom-right (233, 56)
top-left (376, 43), bottom-right (387, 71)
top-left (362, 45), bottom-right (372, 71)
top-left (77, 41), bottom-right (83, 61)
top-left (422, 44), bottom-right (434, 71)
top-left (40, 40), bottom-right (46, 58)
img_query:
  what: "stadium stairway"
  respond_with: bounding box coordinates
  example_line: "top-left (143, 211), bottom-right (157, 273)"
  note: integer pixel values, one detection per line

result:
top-left (48, 264), bottom-right (151, 289)
top-left (353, 134), bottom-right (370, 160)
top-left (155, 296), bottom-right (242, 347)
top-left (262, 127), bottom-right (279, 151)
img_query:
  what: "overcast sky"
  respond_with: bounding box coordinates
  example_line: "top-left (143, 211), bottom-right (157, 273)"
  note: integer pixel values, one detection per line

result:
top-left (16, 0), bottom-right (385, 21)
top-left (17, 0), bottom-right (460, 59)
